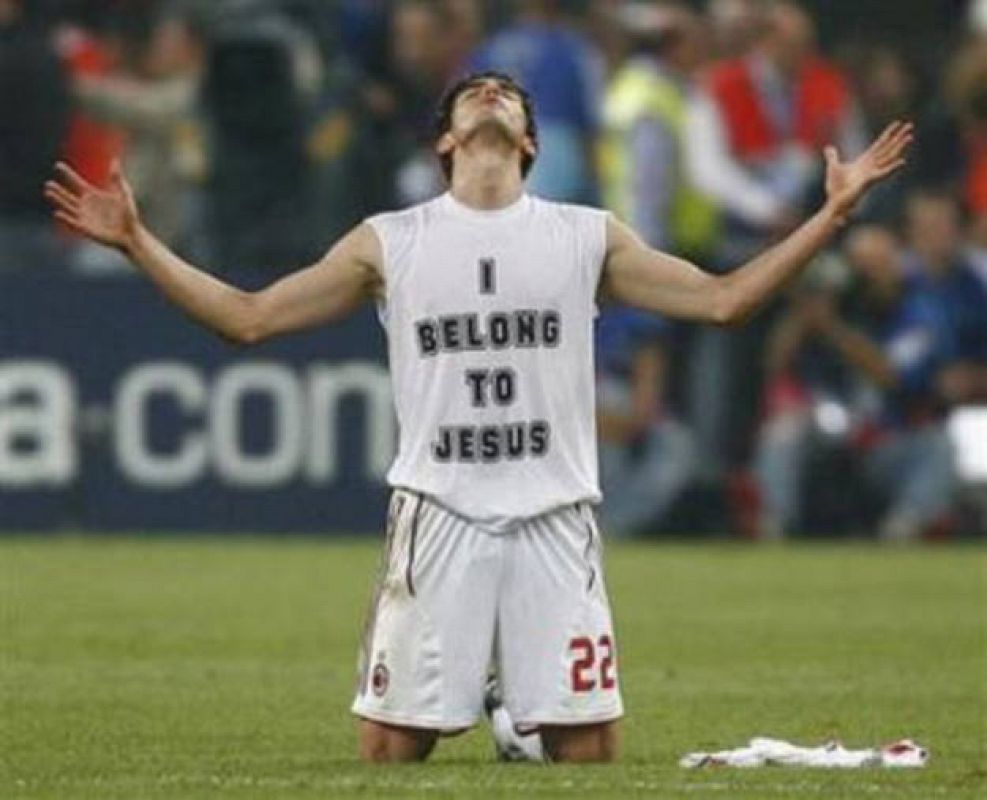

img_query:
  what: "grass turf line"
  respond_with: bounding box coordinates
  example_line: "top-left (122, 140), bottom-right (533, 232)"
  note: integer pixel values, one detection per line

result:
top-left (1, 537), bottom-right (984, 798)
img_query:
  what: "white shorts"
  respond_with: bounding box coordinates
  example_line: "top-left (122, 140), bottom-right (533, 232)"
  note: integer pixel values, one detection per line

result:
top-left (351, 489), bottom-right (624, 732)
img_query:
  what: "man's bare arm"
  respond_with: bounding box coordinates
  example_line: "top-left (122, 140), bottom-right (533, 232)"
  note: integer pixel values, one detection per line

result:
top-left (601, 121), bottom-right (913, 325)
top-left (44, 161), bottom-right (381, 344)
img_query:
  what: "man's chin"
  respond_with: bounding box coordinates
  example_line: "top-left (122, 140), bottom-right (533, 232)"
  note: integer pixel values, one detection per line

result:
top-left (462, 117), bottom-right (522, 148)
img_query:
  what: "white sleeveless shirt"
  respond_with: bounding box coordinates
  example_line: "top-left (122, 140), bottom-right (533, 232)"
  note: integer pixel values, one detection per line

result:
top-left (366, 192), bottom-right (608, 533)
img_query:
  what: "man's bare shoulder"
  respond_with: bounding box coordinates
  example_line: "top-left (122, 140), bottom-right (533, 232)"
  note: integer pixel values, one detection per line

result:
top-left (337, 223), bottom-right (383, 268)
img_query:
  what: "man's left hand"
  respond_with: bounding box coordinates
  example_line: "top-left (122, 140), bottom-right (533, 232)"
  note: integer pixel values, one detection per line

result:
top-left (824, 121), bottom-right (913, 224)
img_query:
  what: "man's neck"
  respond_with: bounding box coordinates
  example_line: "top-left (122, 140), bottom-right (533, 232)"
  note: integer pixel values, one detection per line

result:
top-left (448, 138), bottom-right (526, 210)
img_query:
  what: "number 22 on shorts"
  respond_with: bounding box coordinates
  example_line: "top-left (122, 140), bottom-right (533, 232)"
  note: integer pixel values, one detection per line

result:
top-left (569, 635), bottom-right (616, 692)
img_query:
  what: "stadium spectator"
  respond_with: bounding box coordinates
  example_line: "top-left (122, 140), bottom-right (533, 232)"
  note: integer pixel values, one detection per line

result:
top-left (596, 3), bottom-right (708, 533)
top-left (688, 0), bottom-right (865, 238)
top-left (200, 4), bottom-right (326, 274)
top-left (838, 43), bottom-right (920, 224)
top-left (944, 39), bottom-right (987, 225)
top-left (682, 0), bottom-right (865, 480)
top-left (596, 306), bottom-right (697, 536)
top-left (910, 36), bottom-right (987, 225)
top-left (755, 200), bottom-right (987, 541)
top-left (469, 0), bottom-right (603, 203)
top-left (388, 0), bottom-right (456, 206)
top-left (342, 1), bottom-right (470, 212)
top-left (843, 45), bottom-right (918, 137)
top-left (600, 1), bottom-right (717, 259)
top-left (0, 0), bottom-right (70, 272)
top-left (838, 211), bottom-right (977, 542)
top-left (752, 237), bottom-right (873, 538)
top-left (707, 0), bottom-right (762, 60)
top-left (54, 8), bottom-right (127, 190)
top-left (903, 192), bottom-right (987, 407)
top-left (70, 9), bottom-right (205, 252)
top-left (54, 5), bottom-right (132, 273)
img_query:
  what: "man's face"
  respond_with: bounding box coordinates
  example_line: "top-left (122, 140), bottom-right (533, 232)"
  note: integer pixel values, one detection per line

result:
top-left (444, 77), bottom-right (532, 150)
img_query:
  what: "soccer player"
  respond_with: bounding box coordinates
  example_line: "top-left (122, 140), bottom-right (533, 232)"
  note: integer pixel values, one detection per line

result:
top-left (44, 72), bottom-right (911, 764)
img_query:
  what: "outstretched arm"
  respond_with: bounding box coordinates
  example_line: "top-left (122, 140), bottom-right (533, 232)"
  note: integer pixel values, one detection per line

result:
top-left (602, 121), bottom-right (913, 325)
top-left (44, 162), bottom-right (382, 344)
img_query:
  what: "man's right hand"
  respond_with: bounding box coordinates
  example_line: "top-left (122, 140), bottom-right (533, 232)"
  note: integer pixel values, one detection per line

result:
top-left (42, 159), bottom-right (381, 345)
top-left (44, 160), bottom-right (140, 253)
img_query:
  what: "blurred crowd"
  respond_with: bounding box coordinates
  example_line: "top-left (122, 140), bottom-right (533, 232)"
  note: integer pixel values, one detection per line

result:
top-left (2, 0), bottom-right (986, 539)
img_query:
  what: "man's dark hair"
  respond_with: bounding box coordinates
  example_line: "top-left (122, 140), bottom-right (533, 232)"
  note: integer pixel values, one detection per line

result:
top-left (433, 71), bottom-right (539, 183)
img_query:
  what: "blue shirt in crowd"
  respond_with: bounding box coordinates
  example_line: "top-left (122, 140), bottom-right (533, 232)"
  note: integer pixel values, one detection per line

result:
top-left (595, 307), bottom-right (671, 379)
top-left (908, 258), bottom-right (987, 363)
top-left (873, 259), bottom-right (987, 426)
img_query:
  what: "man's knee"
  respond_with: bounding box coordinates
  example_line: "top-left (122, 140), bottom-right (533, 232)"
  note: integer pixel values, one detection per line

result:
top-left (358, 719), bottom-right (439, 763)
top-left (541, 721), bottom-right (620, 763)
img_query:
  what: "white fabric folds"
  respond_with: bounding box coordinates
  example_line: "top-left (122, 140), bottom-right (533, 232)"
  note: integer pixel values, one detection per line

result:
top-left (680, 737), bottom-right (929, 769)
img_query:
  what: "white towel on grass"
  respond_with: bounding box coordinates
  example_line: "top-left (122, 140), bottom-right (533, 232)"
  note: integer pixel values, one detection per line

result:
top-left (680, 737), bottom-right (928, 769)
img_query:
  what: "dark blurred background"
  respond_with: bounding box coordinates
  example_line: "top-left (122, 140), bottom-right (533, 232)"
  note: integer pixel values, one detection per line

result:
top-left (1, 0), bottom-right (985, 540)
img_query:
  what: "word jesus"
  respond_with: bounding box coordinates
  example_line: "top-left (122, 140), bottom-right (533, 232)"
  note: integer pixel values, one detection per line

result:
top-left (431, 420), bottom-right (551, 463)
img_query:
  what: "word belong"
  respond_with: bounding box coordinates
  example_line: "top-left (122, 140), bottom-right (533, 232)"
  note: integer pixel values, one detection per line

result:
top-left (416, 309), bottom-right (561, 356)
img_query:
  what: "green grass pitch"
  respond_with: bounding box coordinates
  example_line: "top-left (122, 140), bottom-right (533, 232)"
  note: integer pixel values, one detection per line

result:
top-left (1, 536), bottom-right (984, 798)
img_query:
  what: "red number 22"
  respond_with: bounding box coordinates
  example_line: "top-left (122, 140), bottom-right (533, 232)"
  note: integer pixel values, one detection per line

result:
top-left (569, 635), bottom-right (616, 692)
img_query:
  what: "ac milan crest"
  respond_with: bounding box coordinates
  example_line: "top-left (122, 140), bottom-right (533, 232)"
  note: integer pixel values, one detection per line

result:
top-left (371, 663), bottom-right (390, 697)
